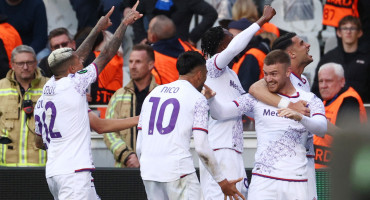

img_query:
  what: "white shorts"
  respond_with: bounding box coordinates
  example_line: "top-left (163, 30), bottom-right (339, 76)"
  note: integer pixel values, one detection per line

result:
top-left (143, 172), bottom-right (202, 200)
top-left (248, 174), bottom-right (308, 200)
top-left (307, 157), bottom-right (317, 200)
top-left (199, 149), bottom-right (248, 200)
top-left (47, 171), bottom-right (100, 200)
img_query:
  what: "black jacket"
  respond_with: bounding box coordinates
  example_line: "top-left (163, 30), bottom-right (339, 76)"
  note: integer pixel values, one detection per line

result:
top-left (311, 45), bottom-right (370, 103)
top-left (122, 0), bottom-right (217, 44)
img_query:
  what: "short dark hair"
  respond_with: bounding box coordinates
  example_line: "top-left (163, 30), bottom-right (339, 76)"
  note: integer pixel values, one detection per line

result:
top-left (132, 44), bottom-right (155, 62)
top-left (201, 26), bottom-right (225, 57)
top-left (272, 32), bottom-right (296, 50)
top-left (48, 27), bottom-right (72, 42)
top-left (338, 15), bottom-right (362, 30)
top-left (177, 51), bottom-right (206, 75)
top-left (264, 49), bottom-right (291, 67)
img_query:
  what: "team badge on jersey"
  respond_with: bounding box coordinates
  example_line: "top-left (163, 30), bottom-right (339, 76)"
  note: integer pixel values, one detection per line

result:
top-left (77, 69), bottom-right (88, 74)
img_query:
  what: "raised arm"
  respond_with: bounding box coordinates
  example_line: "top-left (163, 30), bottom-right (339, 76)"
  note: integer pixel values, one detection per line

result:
top-left (215, 5), bottom-right (276, 69)
top-left (249, 79), bottom-right (310, 116)
top-left (75, 7), bottom-right (114, 62)
top-left (89, 112), bottom-right (139, 134)
top-left (94, 1), bottom-right (143, 73)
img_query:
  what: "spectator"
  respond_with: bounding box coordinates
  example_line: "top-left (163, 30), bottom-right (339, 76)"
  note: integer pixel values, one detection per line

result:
top-left (122, 0), bottom-right (217, 45)
top-left (69, 0), bottom-right (103, 31)
top-left (104, 44), bottom-right (157, 168)
top-left (0, 14), bottom-right (22, 66)
top-left (315, 62), bottom-right (367, 169)
top-left (148, 15), bottom-right (201, 85)
top-left (0, 45), bottom-right (48, 167)
top-left (228, 18), bottom-right (273, 92)
top-left (232, 0), bottom-right (280, 37)
top-left (0, 0), bottom-right (47, 54)
top-left (33, 5), bottom-right (141, 199)
top-left (39, 28), bottom-right (76, 77)
top-left (312, 16), bottom-right (370, 103)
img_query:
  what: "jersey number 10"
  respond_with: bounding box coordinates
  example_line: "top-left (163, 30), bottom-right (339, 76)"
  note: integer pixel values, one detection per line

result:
top-left (148, 97), bottom-right (180, 135)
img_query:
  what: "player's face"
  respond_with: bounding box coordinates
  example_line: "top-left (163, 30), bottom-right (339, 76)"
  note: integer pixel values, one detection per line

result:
top-left (290, 36), bottom-right (313, 67)
top-left (337, 22), bottom-right (362, 46)
top-left (263, 63), bottom-right (290, 93)
top-left (50, 34), bottom-right (75, 51)
top-left (129, 50), bottom-right (153, 81)
top-left (318, 68), bottom-right (345, 101)
top-left (11, 52), bottom-right (37, 82)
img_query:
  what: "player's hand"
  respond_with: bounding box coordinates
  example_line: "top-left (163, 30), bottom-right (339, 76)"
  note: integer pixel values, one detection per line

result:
top-left (201, 84), bottom-right (216, 99)
top-left (256, 5), bottom-right (276, 26)
top-left (126, 154), bottom-right (140, 168)
top-left (288, 100), bottom-right (310, 116)
top-left (262, 5), bottom-right (276, 22)
top-left (218, 178), bottom-right (245, 200)
top-left (96, 6), bottom-right (114, 31)
top-left (122, 1), bottom-right (143, 26)
top-left (277, 108), bottom-right (303, 121)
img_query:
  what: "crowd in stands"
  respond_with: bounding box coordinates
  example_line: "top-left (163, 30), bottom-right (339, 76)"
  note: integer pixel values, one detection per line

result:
top-left (0, 0), bottom-right (369, 198)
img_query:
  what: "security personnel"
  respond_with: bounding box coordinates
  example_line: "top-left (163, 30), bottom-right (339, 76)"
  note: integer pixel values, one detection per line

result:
top-left (104, 44), bottom-right (157, 168)
top-left (147, 15), bottom-right (201, 85)
top-left (0, 45), bottom-right (48, 167)
top-left (322, 0), bottom-right (359, 27)
top-left (315, 62), bottom-right (367, 169)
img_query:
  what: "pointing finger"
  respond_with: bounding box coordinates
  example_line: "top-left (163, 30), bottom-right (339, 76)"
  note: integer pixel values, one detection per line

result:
top-left (132, 0), bottom-right (140, 11)
top-left (105, 6), bottom-right (114, 18)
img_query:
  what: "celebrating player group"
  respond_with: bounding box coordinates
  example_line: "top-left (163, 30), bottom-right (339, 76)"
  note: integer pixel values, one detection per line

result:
top-left (34, 1), bottom-right (328, 199)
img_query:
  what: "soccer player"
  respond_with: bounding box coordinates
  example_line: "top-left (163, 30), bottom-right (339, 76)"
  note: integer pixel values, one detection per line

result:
top-left (249, 32), bottom-right (317, 199)
top-left (205, 50), bottom-right (327, 200)
top-left (136, 51), bottom-right (245, 200)
top-left (33, 3), bottom-right (142, 199)
top-left (199, 5), bottom-right (275, 199)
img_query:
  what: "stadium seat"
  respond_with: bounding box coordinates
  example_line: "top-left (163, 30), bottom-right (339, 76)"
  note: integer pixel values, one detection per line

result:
top-left (270, 0), bottom-right (323, 37)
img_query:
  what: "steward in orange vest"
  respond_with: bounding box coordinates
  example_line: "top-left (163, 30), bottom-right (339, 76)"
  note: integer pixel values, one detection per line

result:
top-left (151, 37), bottom-right (201, 85)
top-left (314, 86), bottom-right (367, 169)
top-left (232, 36), bottom-right (269, 91)
top-left (91, 51), bottom-right (123, 105)
top-left (322, 0), bottom-right (359, 27)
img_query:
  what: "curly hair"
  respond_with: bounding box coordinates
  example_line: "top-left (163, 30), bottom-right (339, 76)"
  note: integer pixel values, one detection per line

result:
top-left (201, 26), bottom-right (225, 58)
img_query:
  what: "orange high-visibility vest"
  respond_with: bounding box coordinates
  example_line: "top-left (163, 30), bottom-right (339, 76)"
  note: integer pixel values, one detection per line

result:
top-left (93, 51), bottom-right (123, 105)
top-left (322, 0), bottom-right (359, 27)
top-left (152, 39), bottom-right (201, 85)
top-left (256, 22), bottom-right (280, 37)
top-left (314, 87), bottom-right (367, 169)
top-left (0, 22), bottom-right (22, 66)
top-left (232, 48), bottom-right (266, 79)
